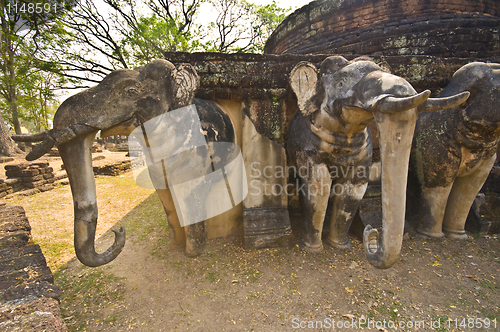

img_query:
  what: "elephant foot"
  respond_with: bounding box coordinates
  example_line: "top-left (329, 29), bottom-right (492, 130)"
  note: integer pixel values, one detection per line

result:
top-left (169, 232), bottom-right (186, 247)
top-left (443, 229), bottom-right (469, 240)
top-left (185, 246), bottom-right (205, 257)
top-left (416, 228), bottom-right (445, 239)
top-left (185, 237), bottom-right (206, 257)
top-left (324, 236), bottom-right (351, 249)
top-left (300, 239), bottom-right (323, 253)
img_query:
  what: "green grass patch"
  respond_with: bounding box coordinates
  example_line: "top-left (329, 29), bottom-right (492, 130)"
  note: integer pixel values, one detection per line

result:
top-left (55, 266), bottom-right (125, 332)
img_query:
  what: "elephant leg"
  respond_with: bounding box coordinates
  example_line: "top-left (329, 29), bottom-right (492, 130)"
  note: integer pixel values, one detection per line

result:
top-left (442, 155), bottom-right (496, 239)
top-left (299, 163), bottom-right (332, 252)
top-left (155, 189), bottom-right (186, 246)
top-left (325, 179), bottom-right (367, 249)
top-left (181, 179), bottom-right (211, 257)
top-left (185, 222), bottom-right (206, 257)
top-left (416, 185), bottom-right (453, 238)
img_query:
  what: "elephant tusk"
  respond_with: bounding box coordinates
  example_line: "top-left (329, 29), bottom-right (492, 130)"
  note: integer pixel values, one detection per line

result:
top-left (364, 106), bottom-right (419, 269)
top-left (12, 131), bottom-right (50, 142)
top-left (374, 90), bottom-right (431, 114)
top-left (417, 91), bottom-right (470, 113)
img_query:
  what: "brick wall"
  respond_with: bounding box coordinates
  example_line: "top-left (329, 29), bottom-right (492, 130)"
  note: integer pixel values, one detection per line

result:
top-left (0, 206), bottom-right (67, 331)
top-left (265, 0), bottom-right (500, 58)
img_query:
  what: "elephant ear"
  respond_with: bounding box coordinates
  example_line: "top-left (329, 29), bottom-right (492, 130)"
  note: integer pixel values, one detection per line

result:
top-left (290, 62), bottom-right (319, 116)
top-left (173, 63), bottom-right (200, 109)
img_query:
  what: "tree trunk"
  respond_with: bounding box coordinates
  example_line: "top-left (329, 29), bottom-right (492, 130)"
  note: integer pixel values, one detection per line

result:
top-left (0, 114), bottom-right (23, 157)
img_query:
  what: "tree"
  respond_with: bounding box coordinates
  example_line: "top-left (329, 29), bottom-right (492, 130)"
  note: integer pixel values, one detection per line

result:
top-left (43, 0), bottom-right (292, 87)
top-left (207, 0), bottom-right (290, 53)
top-left (0, 0), bottom-right (75, 155)
top-left (18, 69), bottom-right (59, 132)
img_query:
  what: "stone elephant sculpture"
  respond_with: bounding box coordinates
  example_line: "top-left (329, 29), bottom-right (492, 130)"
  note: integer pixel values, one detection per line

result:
top-left (288, 56), bottom-right (469, 269)
top-left (411, 62), bottom-right (500, 239)
top-left (14, 59), bottom-right (237, 266)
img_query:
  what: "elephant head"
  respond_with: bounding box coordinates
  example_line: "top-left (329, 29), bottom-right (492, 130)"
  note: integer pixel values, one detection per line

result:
top-left (14, 60), bottom-right (199, 267)
top-left (289, 56), bottom-right (469, 268)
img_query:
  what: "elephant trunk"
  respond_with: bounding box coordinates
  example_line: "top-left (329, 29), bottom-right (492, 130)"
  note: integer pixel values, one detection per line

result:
top-left (59, 133), bottom-right (125, 267)
top-left (363, 107), bottom-right (419, 269)
top-left (362, 89), bottom-right (470, 268)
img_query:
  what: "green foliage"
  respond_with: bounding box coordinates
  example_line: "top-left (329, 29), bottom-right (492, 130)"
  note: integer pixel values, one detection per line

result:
top-left (121, 13), bottom-right (206, 65)
top-left (0, 0), bottom-right (293, 137)
top-left (0, 1), bottom-right (72, 134)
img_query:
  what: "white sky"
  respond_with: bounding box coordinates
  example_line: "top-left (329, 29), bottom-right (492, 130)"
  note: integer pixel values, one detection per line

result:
top-left (250, 0), bottom-right (312, 10)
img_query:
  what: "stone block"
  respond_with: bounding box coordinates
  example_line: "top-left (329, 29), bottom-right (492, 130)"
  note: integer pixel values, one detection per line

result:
top-left (4, 163), bottom-right (28, 171)
top-left (0, 298), bottom-right (67, 331)
top-left (4, 178), bottom-right (19, 186)
top-left (0, 281), bottom-right (60, 303)
top-left (30, 162), bottom-right (49, 168)
top-left (21, 174), bottom-right (44, 182)
top-left (242, 113), bottom-right (292, 249)
top-left (0, 206), bottom-right (30, 248)
top-left (24, 180), bottom-right (47, 189)
top-left (6, 168), bottom-right (39, 178)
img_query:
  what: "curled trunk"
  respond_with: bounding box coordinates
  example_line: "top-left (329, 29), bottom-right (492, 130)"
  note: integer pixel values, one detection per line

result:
top-left (59, 133), bottom-right (125, 267)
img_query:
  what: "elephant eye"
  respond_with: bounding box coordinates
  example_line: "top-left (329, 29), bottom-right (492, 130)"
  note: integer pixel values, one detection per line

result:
top-left (126, 87), bottom-right (139, 97)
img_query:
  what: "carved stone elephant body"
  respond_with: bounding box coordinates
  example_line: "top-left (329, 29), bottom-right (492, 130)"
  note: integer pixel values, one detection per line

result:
top-left (288, 56), bottom-right (469, 268)
top-left (411, 62), bottom-right (500, 239)
top-left (152, 98), bottom-right (236, 257)
top-left (14, 59), bottom-right (237, 266)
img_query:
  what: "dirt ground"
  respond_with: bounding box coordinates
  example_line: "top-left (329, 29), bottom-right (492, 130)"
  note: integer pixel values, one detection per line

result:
top-left (3, 160), bottom-right (500, 331)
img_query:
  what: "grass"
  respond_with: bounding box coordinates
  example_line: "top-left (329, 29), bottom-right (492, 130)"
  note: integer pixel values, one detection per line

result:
top-left (55, 266), bottom-right (125, 332)
top-left (4, 170), bottom-right (500, 331)
top-left (5, 173), bottom-right (154, 272)
top-left (244, 268), bottom-right (262, 282)
top-left (3, 172), bottom-right (156, 330)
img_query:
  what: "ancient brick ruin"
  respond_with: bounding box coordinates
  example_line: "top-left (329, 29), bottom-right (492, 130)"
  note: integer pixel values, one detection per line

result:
top-left (265, 0), bottom-right (500, 58)
top-left (0, 161), bottom-right (71, 200)
top-left (0, 206), bottom-right (66, 331)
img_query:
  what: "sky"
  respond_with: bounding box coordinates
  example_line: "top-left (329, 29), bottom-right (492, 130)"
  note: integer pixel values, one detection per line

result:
top-left (251, 0), bottom-right (312, 10)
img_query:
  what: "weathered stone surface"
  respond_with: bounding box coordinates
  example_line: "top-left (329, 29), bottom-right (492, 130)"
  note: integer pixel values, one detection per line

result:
top-left (5, 168), bottom-right (39, 178)
top-left (0, 206), bottom-right (30, 248)
top-left (0, 298), bottom-right (67, 331)
top-left (242, 113), bottom-right (292, 249)
top-left (1, 281), bottom-right (60, 303)
top-left (43, 173), bottom-right (54, 180)
top-left (8, 180), bottom-right (21, 187)
top-left (410, 62), bottom-right (500, 239)
top-left (0, 205), bottom-right (66, 330)
top-left (2, 164), bottom-right (59, 196)
top-left (4, 163), bottom-right (28, 171)
top-left (165, 52), bottom-right (490, 145)
top-left (243, 207), bottom-right (292, 249)
top-left (265, 0), bottom-right (500, 61)
top-left (0, 245), bottom-right (51, 276)
top-left (93, 160), bottom-right (131, 176)
top-left (21, 174), bottom-right (44, 182)
top-left (23, 180), bottom-right (48, 189)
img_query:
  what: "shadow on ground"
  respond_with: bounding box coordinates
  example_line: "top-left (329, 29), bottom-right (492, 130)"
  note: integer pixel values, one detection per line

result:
top-left (55, 193), bottom-right (500, 331)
